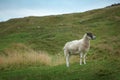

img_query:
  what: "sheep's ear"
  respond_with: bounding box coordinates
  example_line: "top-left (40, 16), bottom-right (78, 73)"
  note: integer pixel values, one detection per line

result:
top-left (86, 32), bottom-right (88, 34)
top-left (86, 32), bottom-right (90, 35)
top-left (87, 32), bottom-right (93, 38)
top-left (87, 32), bottom-right (92, 35)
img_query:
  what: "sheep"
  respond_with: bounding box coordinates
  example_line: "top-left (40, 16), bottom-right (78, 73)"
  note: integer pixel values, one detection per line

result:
top-left (63, 32), bottom-right (96, 67)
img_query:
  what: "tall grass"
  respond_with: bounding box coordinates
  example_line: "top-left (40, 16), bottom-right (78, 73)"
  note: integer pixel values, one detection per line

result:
top-left (0, 43), bottom-right (51, 69)
top-left (0, 52), bottom-right (52, 70)
top-left (0, 43), bottom-right (80, 70)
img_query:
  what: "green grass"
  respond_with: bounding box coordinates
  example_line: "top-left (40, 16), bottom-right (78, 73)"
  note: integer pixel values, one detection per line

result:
top-left (0, 60), bottom-right (120, 80)
top-left (0, 5), bottom-right (120, 80)
top-left (0, 6), bottom-right (120, 54)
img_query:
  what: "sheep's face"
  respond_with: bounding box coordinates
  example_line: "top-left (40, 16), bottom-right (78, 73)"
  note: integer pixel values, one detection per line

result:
top-left (87, 33), bottom-right (96, 40)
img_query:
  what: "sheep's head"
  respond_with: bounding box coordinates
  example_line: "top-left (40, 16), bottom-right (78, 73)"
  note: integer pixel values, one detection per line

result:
top-left (86, 32), bottom-right (96, 40)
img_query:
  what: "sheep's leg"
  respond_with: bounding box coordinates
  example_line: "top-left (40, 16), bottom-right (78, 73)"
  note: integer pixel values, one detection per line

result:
top-left (83, 53), bottom-right (87, 64)
top-left (80, 53), bottom-right (83, 65)
top-left (66, 54), bottom-right (70, 67)
top-left (64, 50), bottom-right (70, 67)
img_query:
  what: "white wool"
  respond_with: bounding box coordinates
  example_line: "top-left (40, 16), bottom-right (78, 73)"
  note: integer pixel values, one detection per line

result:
top-left (63, 33), bottom-right (95, 67)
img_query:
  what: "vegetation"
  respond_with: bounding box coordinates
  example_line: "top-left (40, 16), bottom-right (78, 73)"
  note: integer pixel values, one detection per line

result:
top-left (0, 5), bottom-right (120, 80)
top-left (106, 3), bottom-right (120, 7)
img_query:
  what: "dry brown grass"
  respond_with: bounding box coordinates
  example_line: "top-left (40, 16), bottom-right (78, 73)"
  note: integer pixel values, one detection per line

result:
top-left (0, 43), bottom-right (52, 69)
top-left (0, 50), bottom-right (52, 69)
top-left (0, 43), bottom-right (81, 69)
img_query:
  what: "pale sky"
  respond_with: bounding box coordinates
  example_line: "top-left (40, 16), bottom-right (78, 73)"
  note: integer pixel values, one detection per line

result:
top-left (0, 0), bottom-right (120, 22)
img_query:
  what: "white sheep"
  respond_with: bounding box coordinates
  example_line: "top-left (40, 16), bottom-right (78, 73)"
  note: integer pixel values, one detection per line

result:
top-left (63, 32), bottom-right (96, 67)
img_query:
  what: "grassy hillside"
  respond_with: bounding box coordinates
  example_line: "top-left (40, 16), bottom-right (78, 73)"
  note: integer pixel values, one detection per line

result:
top-left (0, 5), bottom-right (120, 54)
top-left (0, 5), bottom-right (120, 80)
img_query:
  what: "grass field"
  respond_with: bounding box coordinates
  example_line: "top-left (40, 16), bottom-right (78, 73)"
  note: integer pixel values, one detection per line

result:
top-left (0, 5), bottom-right (120, 80)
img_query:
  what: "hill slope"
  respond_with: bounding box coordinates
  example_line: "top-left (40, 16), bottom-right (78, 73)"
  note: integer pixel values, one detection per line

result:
top-left (0, 5), bottom-right (120, 80)
top-left (0, 5), bottom-right (120, 54)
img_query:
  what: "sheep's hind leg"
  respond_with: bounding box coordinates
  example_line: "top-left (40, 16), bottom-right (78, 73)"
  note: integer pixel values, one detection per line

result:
top-left (80, 53), bottom-right (83, 65)
top-left (66, 53), bottom-right (70, 67)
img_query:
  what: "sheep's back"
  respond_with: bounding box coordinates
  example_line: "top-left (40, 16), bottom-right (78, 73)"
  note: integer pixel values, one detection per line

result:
top-left (64, 40), bottom-right (81, 50)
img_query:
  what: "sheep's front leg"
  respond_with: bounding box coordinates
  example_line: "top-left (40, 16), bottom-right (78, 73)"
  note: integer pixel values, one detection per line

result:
top-left (66, 54), bottom-right (70, 67)
top-left (80, 53), bottom-right (83, 65)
